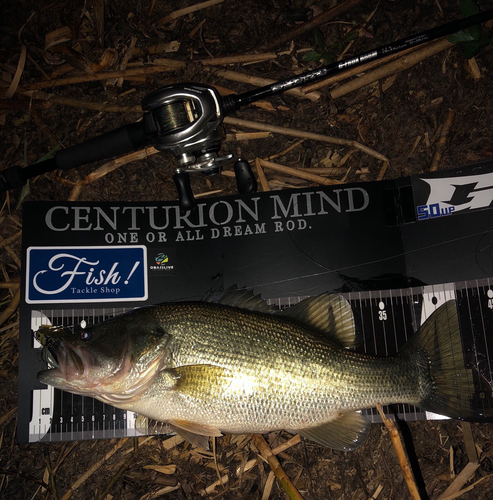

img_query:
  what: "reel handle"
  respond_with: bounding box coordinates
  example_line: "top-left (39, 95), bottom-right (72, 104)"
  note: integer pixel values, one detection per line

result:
top-left (173, 170), bottom-right (197, 211)
top-left (234, 159), bottom-right (257, 195)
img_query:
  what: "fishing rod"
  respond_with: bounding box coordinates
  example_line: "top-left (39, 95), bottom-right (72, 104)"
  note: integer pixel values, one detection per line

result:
top-left (2, 9), bottom-right (493, 210)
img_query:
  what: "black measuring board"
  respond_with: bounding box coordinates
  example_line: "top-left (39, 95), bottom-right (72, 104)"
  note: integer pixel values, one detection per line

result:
top-left (19, 157), bottom-right (493, 442)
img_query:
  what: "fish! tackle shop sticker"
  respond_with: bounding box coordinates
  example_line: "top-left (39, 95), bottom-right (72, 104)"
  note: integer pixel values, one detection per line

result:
top-left (25, 246), bottom-right (148, 303)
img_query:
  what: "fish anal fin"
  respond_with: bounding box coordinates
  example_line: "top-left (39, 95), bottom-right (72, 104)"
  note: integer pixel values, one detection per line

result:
top-left (281, 294), bottom-right (358, 348)
top-left (165, 364), bottom-right (233, 398)
top-left (288, 411), bottom-right (370, 451)
top-left (169, 420), bottom-right (222, 449)
top-left (135, 414), bottom-right (174, 436)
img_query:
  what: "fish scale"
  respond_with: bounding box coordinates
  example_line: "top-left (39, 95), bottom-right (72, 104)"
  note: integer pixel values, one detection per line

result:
top-left (37, 292), bottom-right (493, 450)
top-left (123, 303), bottom-right (424, 432)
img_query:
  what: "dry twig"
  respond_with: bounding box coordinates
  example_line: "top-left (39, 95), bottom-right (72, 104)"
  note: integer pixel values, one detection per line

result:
top-left (0, 280), bottom-right (20, 289)
top-left (376, 404), bottom-right (421, 500)
top-left (60, 439), bottom-right (130, 500)
top-left (302, 45), bottom-right (420, 94)
top-left (224, 116), bottom-right (388, 162)
top-left (211, 69), bottom-right (321, 102)
top-left (44, 94), bottom-right (141, 113)
top-left (301, 167), bottom-right (347, 176)
top-left (429, 109), bottom-right (456, 171)
top-left (252, 434), bottom-right (304, 500)
top-left (251, 434), bottom-right (304, 500)
top-left (330, 38), bottom-right (453, 99)
top-left (260, 0), bottom-right (365, 52)
top-left (67, 147), bottom-right (160, 201)
top-left (10, 63), bottom-right (184, 93)
top-left (0, 231), bottom-right (22, 251)
top-left (201, 53), bottom-right (280, 66)
top-left (437, 462), bottom-right (480, 500)
top-left (156, 0), bottom-right (224, 27)
top-left (0, 288), bottom-right (20, 328)
top-left (259, 159), bottom-right (341, 185)
top-left (0, 407), bottom-right (17, 427)
top-left (255, 158), bottom-right (271, 192)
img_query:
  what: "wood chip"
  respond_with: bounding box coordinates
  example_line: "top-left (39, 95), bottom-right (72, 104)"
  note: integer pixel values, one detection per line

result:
top-left (200, 474), bottom-right (228, 496)
top-left (60, 439), bottom-right (130, 500)
top-left (143, 465), bottom-right (176, 475)
top-left (139, 484), bottom-right (181, 500)
top-left (261, 471), bottom-right (276, 500)
top-left (437, 462), bottom-right (481, 500)
top-left (255, 158), bottom-right (271, 192)
top-left (466, 57), bottom-right (482, 81)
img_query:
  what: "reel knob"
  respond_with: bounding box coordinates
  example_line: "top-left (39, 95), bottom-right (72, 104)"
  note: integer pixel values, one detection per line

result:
top-left (234, 159), bottom-right (258, 194)
top-left (173, 170), bottom-right (196, 211)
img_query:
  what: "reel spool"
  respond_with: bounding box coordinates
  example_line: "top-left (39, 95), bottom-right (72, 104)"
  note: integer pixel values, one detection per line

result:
top-left (142, 83), bottom-right (233, 169)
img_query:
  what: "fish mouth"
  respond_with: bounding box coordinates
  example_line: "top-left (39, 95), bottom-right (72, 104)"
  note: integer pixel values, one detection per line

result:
top-left (38, 337), bottom-right (138, 397)
top-left (38, 339), bottom-right (95, 387)
top-left (37, 336), bottom-right (163, 405)
top-left (50, 340), bottom-right (94, 383)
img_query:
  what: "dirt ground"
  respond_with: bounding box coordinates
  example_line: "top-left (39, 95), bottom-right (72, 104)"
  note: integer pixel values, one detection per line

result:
top-left (1, 0), bottom-right (493, 498)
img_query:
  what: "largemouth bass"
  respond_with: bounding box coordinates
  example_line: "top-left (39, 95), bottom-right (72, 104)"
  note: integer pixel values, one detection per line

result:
top-left (36, 290), bottom-right (493, 450)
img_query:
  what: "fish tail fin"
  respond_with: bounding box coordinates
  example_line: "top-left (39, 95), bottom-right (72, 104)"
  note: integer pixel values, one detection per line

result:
top-left (406, 301), bottom-right (493, 421)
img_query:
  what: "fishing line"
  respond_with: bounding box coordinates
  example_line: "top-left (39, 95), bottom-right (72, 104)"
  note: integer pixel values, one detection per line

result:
top-left (475, 225), bottom-right (493, 275)
top-left (249, 225), bottom-right (493, 290)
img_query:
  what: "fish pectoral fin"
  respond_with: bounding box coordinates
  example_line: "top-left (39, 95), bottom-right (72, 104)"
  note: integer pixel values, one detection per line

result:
top-left (164, 364), bottom-right (233, 397)
top-left (134, 415), bottom-right (216, 449)
top-left (289, 411), bottom-right (370, 451)
top-left (169, 420), bottom-right (223, 450)
top-left (280, 294), bottom-right (358, 348)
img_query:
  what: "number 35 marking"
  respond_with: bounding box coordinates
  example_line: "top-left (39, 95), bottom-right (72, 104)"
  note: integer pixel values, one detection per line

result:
top-left (378, 301), bottom-right (387, 321)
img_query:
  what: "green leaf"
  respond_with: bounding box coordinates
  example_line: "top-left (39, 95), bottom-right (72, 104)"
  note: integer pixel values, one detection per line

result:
top-left (466, 24), bottom-right (482, 40)
top-left (342, 30), bottom-right (359, 43)
top-left (314, 29), bottom-right (325, 50)
top-left (16, 138), bottom-right (64, 209)
top-left (35, 142), bottom-right (63, 163)
top-left (478, 34), bottom-right (491, 48)
top-left (17, 133), bottom-right (30, 209)
top-left (459, 0), bottom-right (480, 17)
top-left (447, 30), bottom-right (475, 43)
top-left (302, 50), bottom-right (322, 62)
top-left (326, 42), bottom-right (337, 53)
top-left (460, 39), bottom-right (480, 59)
top-left (321, 51), bottom-right (336, 65)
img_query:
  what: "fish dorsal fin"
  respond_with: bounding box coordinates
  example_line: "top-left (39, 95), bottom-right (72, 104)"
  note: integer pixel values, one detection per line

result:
top-left (288, 411), bottom-right (370, 451)
top-left (203, 286), bottom-right (273, 313)
top-left (281, 294), bottom-right (357, 348)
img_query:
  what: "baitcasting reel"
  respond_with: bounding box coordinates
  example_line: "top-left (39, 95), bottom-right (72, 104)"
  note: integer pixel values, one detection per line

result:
top-left (1, 9), bottom-right (492, 209)
top-left (141, 83), bottom-right (257, 209)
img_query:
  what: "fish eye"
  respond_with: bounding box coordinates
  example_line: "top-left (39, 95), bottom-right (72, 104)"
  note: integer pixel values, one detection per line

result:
top-left (81, 330), bottom-right (92, 341)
